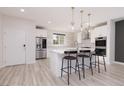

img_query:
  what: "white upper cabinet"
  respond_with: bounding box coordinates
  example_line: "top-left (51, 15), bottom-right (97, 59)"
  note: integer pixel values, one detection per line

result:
top-left (35, 29), bottom-right (47, 37)
top-left (91, 25), bottom-right (107, 43)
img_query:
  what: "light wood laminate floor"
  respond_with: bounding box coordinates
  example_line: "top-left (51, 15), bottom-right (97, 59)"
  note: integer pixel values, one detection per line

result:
top-left (0, 59), bottom-right (124, 86)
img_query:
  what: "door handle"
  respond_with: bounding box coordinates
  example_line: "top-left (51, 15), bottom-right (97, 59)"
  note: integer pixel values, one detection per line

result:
top-left (23, 44), bottom-right (26, 47)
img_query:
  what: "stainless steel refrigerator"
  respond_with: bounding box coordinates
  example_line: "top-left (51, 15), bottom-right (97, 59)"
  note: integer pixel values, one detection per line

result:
top-left (36, 37), bottom-right (47, 59)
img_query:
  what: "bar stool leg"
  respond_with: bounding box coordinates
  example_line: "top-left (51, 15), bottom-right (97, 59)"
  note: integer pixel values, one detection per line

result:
top-left (95, 55), bottom-right (96, 68)
top-left (61, 58), bottom-right (64, 77)
top-left (75, 60), bottom-right (77, 73)
top-left (67, 60), bottom-right (70, 85)
top-left (90, 57), bottom-right (93, 75)
top-left (98, 56), bottom-right (100, 73)
top-left (82, 57), bottom-right (85, 78)
top-left (76, 59), bottom-right (81, 80)
top-left (70, 60), bottom-right (72, 74)
top-left (103, 55), bottom-right (107, 72)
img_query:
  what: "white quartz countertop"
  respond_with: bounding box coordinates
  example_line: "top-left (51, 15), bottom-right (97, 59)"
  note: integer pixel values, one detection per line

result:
top-left (50, 47), bottom-right (93, 54)
top-left (50, 47), bottom-right (77, 54)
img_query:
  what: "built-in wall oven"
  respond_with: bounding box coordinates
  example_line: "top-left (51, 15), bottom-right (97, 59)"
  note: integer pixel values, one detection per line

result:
top-left (95, 37), bottom-right (107, 56)
top-left (36, 37), bottom-right (47, 59)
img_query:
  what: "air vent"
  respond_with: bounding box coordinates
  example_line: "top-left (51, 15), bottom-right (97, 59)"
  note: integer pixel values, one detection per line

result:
top-left (36, 25), bottom-right (45, 29)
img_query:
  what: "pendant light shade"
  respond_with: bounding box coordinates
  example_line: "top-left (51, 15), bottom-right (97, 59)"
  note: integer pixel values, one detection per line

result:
top-left (71, 7), bottom-right (75, 30)
top-left (88, 13), bottom-right (91, 32)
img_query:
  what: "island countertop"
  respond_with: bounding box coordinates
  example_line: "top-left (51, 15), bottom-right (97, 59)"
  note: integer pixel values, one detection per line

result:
top-left (50, 47), bottom-right (93, 54)
top-left (50, 47), bottom-right (77, 54)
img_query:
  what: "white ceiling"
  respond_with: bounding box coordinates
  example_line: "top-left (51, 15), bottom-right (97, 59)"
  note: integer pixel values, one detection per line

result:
top-left (0, 7), bottom-right (124, 32)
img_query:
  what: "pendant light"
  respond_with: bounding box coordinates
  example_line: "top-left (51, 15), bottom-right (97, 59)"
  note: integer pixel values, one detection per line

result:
top-left (71, 7), bottom-right (75, 30)
top-left (80, 10), bottom-right (83, 31)
top-left (87, 13), bottom-right (91, 39)
top-left (88, 13), bottom-right (91, 32)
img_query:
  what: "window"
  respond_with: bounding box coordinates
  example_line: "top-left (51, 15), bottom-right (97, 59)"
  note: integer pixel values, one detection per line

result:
top-left (53, 33), bottom-right (65, 45)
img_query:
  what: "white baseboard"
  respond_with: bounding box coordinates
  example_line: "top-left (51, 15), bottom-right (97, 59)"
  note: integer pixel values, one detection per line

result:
top-left (0, 60), bottom-right (36, 69)
top-left (0, 64), bottom-right (6, 69)
top-left (113, 61), bottom-right (124, 65)
top-left (26, 60), bottom-right (35, 64)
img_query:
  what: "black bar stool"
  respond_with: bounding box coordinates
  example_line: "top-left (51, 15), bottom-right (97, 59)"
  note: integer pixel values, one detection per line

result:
top-left (76, 50), bottom-right (93, 78)
top-left (92, 49), bottom-right (107, 73)
top-left (61, 50), bottom-right (81, 85)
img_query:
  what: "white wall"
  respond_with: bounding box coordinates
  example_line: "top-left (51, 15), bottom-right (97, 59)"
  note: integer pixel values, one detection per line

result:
top-left (47, 31), bottom-right (75, 48)
top-left (0, 14), bottom-right (35, 66)
top-left (0, 14), bottom-right (3, 66)
top-left (65, 32), bottom-right (75, 47)
top-left (108, 20), bottom-right (114, 64)
top-left (76, 31), bottom-right (82, 43)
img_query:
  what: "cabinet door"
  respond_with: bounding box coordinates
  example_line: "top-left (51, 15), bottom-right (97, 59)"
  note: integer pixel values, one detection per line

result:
top-left (42, 50), bottom-right (47, 58)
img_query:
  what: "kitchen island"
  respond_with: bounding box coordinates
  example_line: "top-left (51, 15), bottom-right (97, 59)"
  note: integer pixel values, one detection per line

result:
top-left (49, 47), bottom-right (94, 77)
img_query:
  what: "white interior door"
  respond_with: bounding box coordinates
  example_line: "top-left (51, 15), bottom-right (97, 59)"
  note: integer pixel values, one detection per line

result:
top-left (3, 17), bottom-right (26, 66)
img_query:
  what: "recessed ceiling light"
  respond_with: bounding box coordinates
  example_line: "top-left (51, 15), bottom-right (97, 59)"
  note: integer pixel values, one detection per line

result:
top-left (20, 8), bottom-right (25, 12)
top-left (48, 21), bottom-right (52, 24)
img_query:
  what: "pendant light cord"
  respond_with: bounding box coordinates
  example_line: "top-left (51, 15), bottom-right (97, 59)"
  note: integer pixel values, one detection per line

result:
top-left (71, 7), bottom-right (75, 30)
